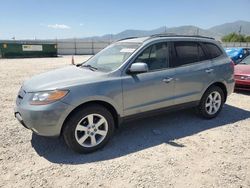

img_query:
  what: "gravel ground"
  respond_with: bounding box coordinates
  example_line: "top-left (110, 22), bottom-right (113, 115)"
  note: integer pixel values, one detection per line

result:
top-left (0, 56), bottom-right (250, 188)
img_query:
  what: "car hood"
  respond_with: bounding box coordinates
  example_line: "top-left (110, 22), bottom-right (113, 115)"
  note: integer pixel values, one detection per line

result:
top-left (22, 66), bottom-right (107, 92)
top-left (235, 64), bottom-right (250, 75)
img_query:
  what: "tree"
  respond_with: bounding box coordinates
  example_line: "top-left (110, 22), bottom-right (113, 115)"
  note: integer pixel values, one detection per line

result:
top-left (245, 36), bottom-right (250, 42)
top-left (222, 33), bottom-right (249, 42)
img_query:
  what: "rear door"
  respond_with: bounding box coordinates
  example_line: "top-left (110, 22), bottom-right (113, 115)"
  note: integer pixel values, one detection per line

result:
top-left (170, 41), bottom-right (214, 105)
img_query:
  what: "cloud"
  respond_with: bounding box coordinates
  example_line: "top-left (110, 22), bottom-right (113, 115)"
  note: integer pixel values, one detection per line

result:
top-left (79, 23), bottom-right (84, 26)
top-left (47, 24), bottom-right (71, 29)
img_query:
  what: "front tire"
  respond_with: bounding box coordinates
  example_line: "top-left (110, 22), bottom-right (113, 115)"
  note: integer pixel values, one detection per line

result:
top-left (63, 104), bottom-right (115, 153)
top-left (198, 86), bottom-right (225, 119)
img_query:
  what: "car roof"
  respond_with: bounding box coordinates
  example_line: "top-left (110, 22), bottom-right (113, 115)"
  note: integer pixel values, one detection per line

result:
top-left (225, 48), bottom-right (244, 57)
top-left (117, 34), bottom-right (216, 44)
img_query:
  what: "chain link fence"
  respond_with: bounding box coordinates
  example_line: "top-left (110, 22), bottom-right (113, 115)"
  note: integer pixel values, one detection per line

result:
top-left (221, 42), bottom-right (250, 48)
top-left (56, 39), bottom-right (112, 55)
top-left (56, 41), bottom-right (250, 54)
top-left (1, 39), bottom-right (250, 56)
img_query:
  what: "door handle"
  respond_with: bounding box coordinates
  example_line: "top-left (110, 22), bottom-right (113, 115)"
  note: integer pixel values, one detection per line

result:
top-left (205, 68), bottom-right (214, 73)
top-left (162, 77), bottom-right (173, 83)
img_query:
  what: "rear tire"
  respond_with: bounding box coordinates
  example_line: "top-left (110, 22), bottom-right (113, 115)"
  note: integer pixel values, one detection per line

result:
top-left (63, 104), bottom-right (115, 153)
top-left (197, 86), bottom-right (225, 119)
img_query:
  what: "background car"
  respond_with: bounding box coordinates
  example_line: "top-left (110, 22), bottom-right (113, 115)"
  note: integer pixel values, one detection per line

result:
top-left (234, 55), bottom-right (250, 91)
top-left (225, 47), bottom-right (250, 64)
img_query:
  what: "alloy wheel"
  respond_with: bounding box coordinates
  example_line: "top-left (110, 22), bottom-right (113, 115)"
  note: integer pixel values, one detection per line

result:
top-left (205, 91), bottom-right (222, 115)
top-left (74, 114), bottom-right (108, 147)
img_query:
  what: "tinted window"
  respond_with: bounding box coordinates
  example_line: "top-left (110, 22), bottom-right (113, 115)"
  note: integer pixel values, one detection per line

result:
top-left (198, 45), bottom-right (207, 61)
top-left (204, 43), bottom-right (223, 59)
top-left (173, 41), bottom-right (206, 67)
top-left (134, 43), bottom-right (169, 71)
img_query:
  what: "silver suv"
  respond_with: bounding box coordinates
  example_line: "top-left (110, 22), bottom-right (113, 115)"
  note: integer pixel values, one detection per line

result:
top-left (15, 35), bottom-right (235, 153)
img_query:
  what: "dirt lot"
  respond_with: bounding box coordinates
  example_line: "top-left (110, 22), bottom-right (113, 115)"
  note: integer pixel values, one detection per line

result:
top-left (0, 56), bottom-right (250, 188)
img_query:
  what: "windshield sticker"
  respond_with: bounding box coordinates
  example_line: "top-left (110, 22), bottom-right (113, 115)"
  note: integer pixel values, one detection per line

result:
top-left (120, 48), bottom-right (136, 53)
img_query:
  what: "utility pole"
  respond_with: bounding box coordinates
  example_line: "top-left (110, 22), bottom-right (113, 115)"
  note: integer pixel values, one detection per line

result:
top-left (91, 38), bottom-right (94, 55)
top-left (74, 37), bottom-right (77, 55)
top-left (238, 25), bottom-right (242, 35)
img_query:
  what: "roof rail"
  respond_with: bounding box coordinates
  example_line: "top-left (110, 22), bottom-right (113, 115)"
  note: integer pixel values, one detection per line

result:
top-left (150, 33), bottom-right (215, 40)
top-left (116, 37), bottom-right (139, 42)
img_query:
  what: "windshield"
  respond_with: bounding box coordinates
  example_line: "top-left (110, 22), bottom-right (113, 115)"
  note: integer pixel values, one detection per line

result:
top-left (82, 43), bottom-right (141, 72)
top-left (239, 56), bottom-right (250, 65)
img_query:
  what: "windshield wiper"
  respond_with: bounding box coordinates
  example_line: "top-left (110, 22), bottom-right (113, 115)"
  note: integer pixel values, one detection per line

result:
top-left (82, 64), bottom-right (98, 71)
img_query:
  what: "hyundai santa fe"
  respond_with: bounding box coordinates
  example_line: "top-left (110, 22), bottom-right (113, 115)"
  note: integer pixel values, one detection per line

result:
top-left (14, 35), bottom-right (235, 153)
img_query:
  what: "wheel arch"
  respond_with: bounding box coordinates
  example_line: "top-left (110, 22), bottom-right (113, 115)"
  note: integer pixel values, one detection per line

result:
top-left (203, 82), bottom-right (228, 102)
top-left (61, 100), bottom-right (120, 136)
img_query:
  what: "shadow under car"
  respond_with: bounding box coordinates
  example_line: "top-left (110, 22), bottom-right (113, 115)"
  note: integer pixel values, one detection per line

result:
top-left (31, 104), bottom-right (250, 164)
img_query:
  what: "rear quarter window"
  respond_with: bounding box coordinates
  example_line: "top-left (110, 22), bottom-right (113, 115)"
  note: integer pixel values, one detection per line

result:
top-left (204, 43), bottom-right (223, 59)
top-left (172, 41), bottom-right (207, 67)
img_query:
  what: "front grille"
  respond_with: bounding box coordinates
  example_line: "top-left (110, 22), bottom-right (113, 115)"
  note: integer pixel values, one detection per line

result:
top-left (16, 87), bottom-right (26, 105)
top-left (18, 95), bottom-right (23, 99)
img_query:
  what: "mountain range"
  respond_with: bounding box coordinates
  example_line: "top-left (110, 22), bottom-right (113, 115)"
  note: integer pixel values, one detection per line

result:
top-left (84, 20), bottom-right (250, 41)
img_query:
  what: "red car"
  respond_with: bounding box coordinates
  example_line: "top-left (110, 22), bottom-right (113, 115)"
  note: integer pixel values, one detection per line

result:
top-left (234, 55), bottom-right (250, 91)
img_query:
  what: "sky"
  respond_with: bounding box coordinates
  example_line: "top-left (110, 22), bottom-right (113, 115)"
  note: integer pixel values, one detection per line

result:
top-left (0, 0), bottom-right (250, 39)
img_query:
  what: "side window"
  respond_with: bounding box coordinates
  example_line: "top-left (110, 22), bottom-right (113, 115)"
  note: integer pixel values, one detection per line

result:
top-left (204, 43), bottom-right (223, 59)
top-left (134, 43), bottom-right (169, 71)
top-left (198, 44), bottom-right (207, 61)
top-left (173, 41), bottom-right (206, 67)
top-left (134, 47), bottom-right (151, 63)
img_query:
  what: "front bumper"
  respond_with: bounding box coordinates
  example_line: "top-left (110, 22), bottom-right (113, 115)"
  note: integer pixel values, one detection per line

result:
top-left (14, 92), bottom-right (73, 137)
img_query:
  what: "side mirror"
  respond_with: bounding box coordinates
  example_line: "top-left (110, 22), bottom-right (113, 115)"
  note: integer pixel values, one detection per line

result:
top-left (127, 62), bottom-right (148, 74)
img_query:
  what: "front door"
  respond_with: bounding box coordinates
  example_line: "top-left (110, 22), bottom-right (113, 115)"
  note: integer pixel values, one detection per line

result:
top-left (122, 42), bottom-right (175, 116)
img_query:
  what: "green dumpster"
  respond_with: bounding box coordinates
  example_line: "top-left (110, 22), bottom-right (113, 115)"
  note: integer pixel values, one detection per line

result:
top-left (0, 42), bottom-right (57, 58)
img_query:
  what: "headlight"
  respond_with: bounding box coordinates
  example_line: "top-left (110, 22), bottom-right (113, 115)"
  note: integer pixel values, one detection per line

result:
top-left (30, 90), bottom-right (69, 105)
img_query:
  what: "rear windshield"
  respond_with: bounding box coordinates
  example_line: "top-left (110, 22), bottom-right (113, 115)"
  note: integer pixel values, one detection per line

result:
top-left (239, 56), bottom-right (250, 65)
